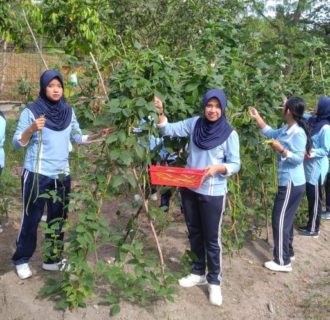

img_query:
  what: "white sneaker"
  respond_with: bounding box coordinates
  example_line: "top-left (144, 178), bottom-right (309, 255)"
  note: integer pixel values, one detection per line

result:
top-left (208, 284), bottom-right (222, 306)
top-left (42, 259), bottom-right (70, 272)
top-left (16, 263), bottom-right (32, 280)
top-left (133, 194), bottom-right (141, 201)
top-left (150, 193), bottom-right (158, 201)
top-left (178, 273), bottom-right (207, 287)
top-left (264, 260), bottom-right (292, 272)
top-left (41, 215), bottom-right (47, 222)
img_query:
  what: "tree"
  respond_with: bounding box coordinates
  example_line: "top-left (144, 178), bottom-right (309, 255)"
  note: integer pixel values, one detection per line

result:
top-left (1, 0), bottom-right (329, 313)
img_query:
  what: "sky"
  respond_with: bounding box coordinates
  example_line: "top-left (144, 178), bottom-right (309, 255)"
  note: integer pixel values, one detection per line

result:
top-left (265, 0), bottom-right (282, 17)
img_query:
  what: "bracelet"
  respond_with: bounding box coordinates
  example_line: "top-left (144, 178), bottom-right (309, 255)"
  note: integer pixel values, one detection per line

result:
top-left (280, 148), bottom-right (285, 154)
top-left (158, 112), bottom-right (163, 116)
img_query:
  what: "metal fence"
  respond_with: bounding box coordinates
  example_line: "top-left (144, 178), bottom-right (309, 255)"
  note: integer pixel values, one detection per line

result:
top-left (0, 45), bottom-right (62, 102)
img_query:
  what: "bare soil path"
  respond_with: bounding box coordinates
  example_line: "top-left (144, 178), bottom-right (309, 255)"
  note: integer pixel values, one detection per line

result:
top-left (1, 205), bottom-right (329, 320)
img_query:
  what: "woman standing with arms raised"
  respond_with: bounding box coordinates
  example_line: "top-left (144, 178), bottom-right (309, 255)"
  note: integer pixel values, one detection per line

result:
top-left (154, 89), bottom-right (240, 306)
top-left (299, 96), bottom-right (330, 237)
top-left (249, 97), bottom-right (311, 272)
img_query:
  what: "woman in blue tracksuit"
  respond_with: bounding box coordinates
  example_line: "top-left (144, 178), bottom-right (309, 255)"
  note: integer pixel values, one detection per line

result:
top-left (0, 111), bottom-right (5, 176)
top-left (12, 70), bottom-right (112, 280)
top-left (299, 96), bottom-right (330, 237)
top-left (249, 96), bottom-right (311, 272)
top-left (154, 89), bottom-right (240, 306)
top-left (0, 111), bottom-right (6, 233)
top-left (321, 154), bottom-right (330, 220)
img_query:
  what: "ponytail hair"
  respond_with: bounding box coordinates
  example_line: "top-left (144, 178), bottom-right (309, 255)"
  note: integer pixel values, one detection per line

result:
top-left (284, 96), bottom-right (312, 155)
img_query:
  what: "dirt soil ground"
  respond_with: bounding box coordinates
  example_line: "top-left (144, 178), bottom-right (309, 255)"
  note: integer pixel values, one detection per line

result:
top-left (0, 199), bottom-right (330, 320)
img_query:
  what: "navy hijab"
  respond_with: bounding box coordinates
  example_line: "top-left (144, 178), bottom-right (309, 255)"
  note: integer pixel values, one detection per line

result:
top-left (193, 89), bottom-right (233, 150)
top-left (27, 70), bottom-right (72, 131)
top-left (308, 96), bottom-right (330, 136)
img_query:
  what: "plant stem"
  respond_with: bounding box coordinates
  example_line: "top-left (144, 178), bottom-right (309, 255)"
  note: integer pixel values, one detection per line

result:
top-left (132, 167), bottom-right (165, 274)
top-left (26, 130), bottom-right (43, 214)
top-left (96, 172), bottom-right (112, 215)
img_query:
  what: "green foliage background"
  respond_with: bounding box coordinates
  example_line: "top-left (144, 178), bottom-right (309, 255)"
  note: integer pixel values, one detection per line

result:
top-left (1, 0), bottom-right (329, 313)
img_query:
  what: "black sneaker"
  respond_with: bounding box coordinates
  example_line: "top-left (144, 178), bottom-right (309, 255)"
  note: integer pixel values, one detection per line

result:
top-left (298, 226), bottom-right (320, 238)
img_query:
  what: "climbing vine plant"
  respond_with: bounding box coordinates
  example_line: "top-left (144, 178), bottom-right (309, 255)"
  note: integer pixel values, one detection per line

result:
top-left (2, 0), bottom-right (329, 315)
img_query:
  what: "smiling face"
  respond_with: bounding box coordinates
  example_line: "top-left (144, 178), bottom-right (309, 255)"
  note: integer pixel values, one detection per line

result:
top-left (204, 98), bottom-right (222, 122)
top-left (45, 78), bottom-right (63, 102)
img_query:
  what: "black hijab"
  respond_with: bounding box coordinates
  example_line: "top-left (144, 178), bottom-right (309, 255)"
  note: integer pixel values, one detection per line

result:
top-left (192, 89), bottom-right (233, 150)
top-left (308, 96), bottom-right (330, 136)
top-left (27, 70), bottom-right (72, 131)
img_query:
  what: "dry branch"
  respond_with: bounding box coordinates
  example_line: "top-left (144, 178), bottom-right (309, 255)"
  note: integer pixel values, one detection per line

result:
top-left (89, 52), bottom-right (109, 101)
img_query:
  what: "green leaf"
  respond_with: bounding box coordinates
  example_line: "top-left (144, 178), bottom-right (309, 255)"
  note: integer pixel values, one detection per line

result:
top-left (76, 225), bottom-right (86, 233)
top-left (126, 174), bottom-right (136, 188)
top-left (111, 175), bottom-right (124, 188)
top-left (109, 107), bottom-right (121, 114)
top-left (120, 152), bottom-right (133, 166)
top-left (118, 131), bottom-right (126, 143)
top-left (106, 134), bottom-right (118, 144)
top-left (135, 97), bottom-right (146, 107)
top-left (133, 41), bottom-right (142, 49)
top-left (38, 193), bottom-right (51, 199)
top-left (134, 144), bottom-right (145, 160)
top-left (55, 299), bottom-right (69, 310)
top-left (109, 98), bottom-right (120, 108)
top-left (122, 108), bottom-right (131, 117)
top-left (185, 83), bottom-right (199, 92)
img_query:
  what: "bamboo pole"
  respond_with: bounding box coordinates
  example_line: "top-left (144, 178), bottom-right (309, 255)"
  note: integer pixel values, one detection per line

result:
top-left (132, 167), bottom-right (165, 274)
top-left (89, 52), bottom-right (109, 101)
top-left (22, 9), bottom-right (48, 70)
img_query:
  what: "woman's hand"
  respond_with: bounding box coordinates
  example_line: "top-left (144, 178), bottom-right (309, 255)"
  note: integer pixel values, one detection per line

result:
top-left (282, 96), bottom-right (288, 107)
top-left (269, 139), bottom-right (286, 155)
top-left (270, 139), bottom-right (282, 152)
top-left (31, 116), bottom-right (46, 132)
top-left (87, 127), bottom-right (115, 142)
top-left (99, 127), bottom-right (115, 137)
top-left (153, 96), bottom-right (163, 114)
top-left (248, 107), bottom-right (260, 119)
top-left (20, 115), bottom-right (46, 145)
top-left (153, 96), bottom-right (167, 124)
top-left (203, 164), bottom-right (226, 180)
top-left (248, 107), bottom-right (266, 129)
